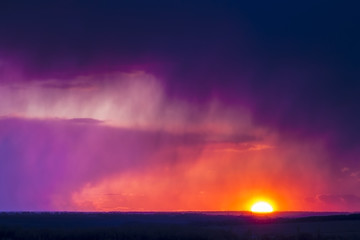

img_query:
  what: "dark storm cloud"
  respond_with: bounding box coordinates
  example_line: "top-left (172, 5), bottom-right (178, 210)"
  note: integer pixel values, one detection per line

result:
top-left (1, 1), bottom-right (358, 129)
top-left (0, 117), bottom-right (199, 210)
top-left (0, 1), bottom-right (359, 179)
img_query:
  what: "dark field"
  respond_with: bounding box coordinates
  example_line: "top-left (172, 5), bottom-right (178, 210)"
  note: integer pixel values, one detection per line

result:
top-left (0, 212), bottom-right (359, 240)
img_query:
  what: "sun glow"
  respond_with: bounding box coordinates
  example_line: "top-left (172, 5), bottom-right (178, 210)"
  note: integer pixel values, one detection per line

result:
top-left (251, 201), bottom-right (274, 213)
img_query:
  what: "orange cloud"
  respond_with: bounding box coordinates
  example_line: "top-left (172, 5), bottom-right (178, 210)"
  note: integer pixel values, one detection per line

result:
top-left (69, 136), bottom-right (329, 212)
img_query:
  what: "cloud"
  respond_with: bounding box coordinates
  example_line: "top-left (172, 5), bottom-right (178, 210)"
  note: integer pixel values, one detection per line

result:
top-left (0, 71), bottom-right (258, 139)
top-left (67, 118), bottom-right (103, 124)
top-left (40, 81), bottom-right (96, 91)
top-left (317, 194), bottom-right (360, 206)
top-left (0, 115), bottom-right (318, 211)
top-left (0, 117), bottom-right (205, 210)
top-left (0, 1), bottom-right (359, 212)
top-left (0, 69), bottom-right (359, 211)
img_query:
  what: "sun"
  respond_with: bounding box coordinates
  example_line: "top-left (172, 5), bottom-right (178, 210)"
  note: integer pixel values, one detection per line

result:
top-left (251, 201), bottom-right (274, 213)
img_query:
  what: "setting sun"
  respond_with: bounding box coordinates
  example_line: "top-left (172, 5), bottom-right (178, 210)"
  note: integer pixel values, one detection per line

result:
top-left (251, 201), bottom-right (274, 213)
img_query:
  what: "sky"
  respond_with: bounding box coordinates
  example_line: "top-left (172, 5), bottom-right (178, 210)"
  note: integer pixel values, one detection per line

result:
top-left (0, 0), bottom-right (359, 212)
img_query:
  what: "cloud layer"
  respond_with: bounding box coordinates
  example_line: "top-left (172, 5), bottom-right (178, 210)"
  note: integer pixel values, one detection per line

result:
top-left (0, 1), bottom-right (359, 211)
